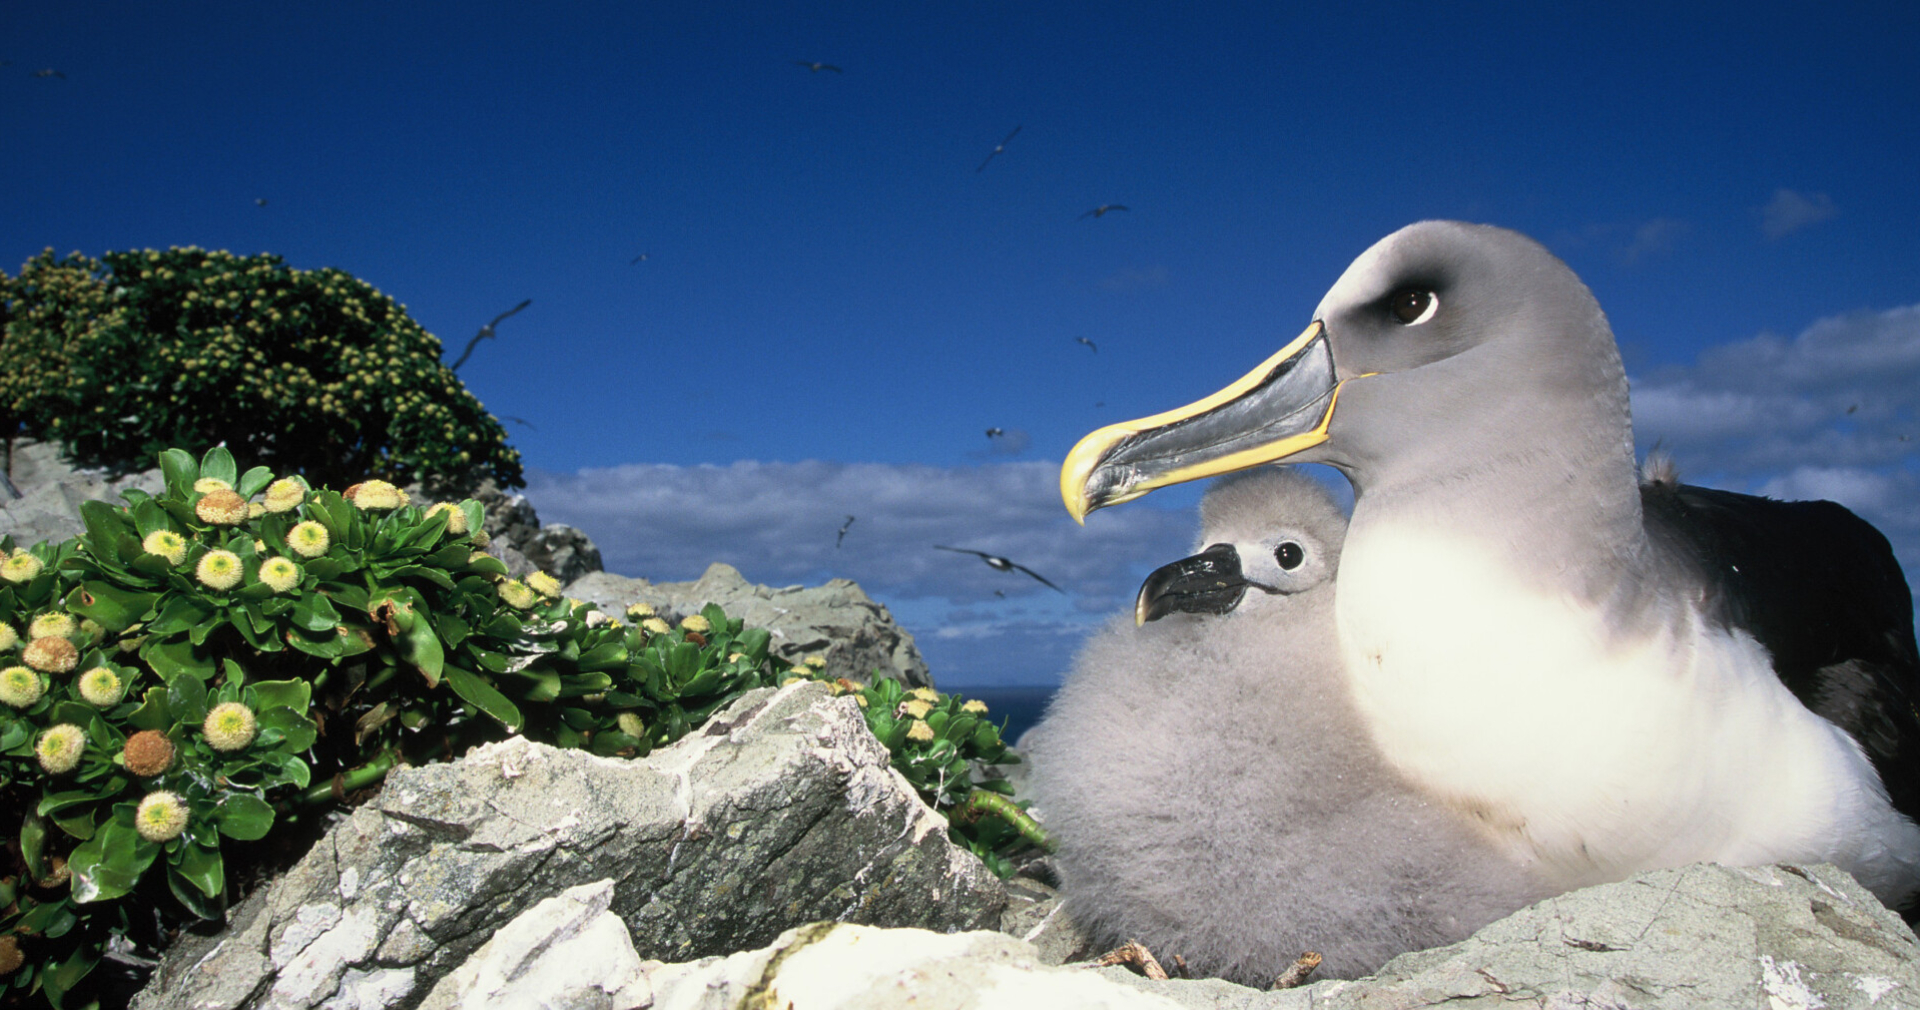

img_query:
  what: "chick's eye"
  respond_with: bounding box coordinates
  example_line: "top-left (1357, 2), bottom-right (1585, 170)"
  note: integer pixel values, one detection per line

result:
top-left (1275, 542), bottom-right (1304, 570)
top-left (1387, 288), bottom-right (1438, 325)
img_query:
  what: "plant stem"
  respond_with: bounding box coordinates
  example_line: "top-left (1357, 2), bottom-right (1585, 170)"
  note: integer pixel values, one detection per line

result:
top-left (962, 789), bottom-right (1054, 851)
top-left (296, 750), bottom-right (399, 807)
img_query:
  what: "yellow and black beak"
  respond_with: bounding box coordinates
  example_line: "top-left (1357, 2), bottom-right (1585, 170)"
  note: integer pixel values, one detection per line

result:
top-left (1062, 321), bottom-right (1346, 522)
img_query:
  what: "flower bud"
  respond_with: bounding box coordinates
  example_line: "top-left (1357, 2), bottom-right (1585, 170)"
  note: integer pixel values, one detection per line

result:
top-left (0, 665), bottom-right (45, 708)
top-left (78, 666), bottom-right (127, 706)
top-left (195, 489), bottom-right (248, 525)
top-left (36, 723), bottom-right (86, 774)
top-left (195, 549), bottom-right (243, 591)
top-left (123, 729), bottom-right (176, 777)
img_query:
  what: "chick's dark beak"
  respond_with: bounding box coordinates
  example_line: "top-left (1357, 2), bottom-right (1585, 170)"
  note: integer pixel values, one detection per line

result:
top-left (1134, 543), bottom-right (1251, 626)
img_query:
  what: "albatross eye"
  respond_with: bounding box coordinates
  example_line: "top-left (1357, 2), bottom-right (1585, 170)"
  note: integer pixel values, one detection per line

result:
top-left (1275, 542), bottom-right (1304, 570)
top-left (1387, 288), bottom-right (1438, 325)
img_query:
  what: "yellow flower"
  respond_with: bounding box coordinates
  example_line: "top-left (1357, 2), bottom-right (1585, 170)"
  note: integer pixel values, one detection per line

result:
top-left (616, 712), bottom-right (646, 738)
top-left (526, 571), bottom-right (562, 599)
top-left (192, 477), bottom-right (233, 493)
top-left (28, 613), bottom-right (75, 639)
top-left (196, 550), bottom-right (243, 591)
top-left (906, 719), bottom-right (935, 743)
top-left (195, 489), bottom-right (248, 525)
top-left (804, 654), bottom-right (828, 670)
top-left (36, 723), bottom-right (86, 774)
top-left (641, 617), bottom-right (672, 635)
top-left (0, 666), bottom-right (45, 708)
top-left (135, 791), bottom-right (190, 842)
top-left (78, 666), bottom-right (127, 706)
top-left (908, 686), bottom-right (939, 703)
top-left (248, 502), bottom-right (267, 519)
top-left (143, 529), bottom-right (189, 565)
top-left (0, 624), bottom-right (15, 651)
top-left (203, 701), bottom-right (258, 751)
top-left (680, 613), bottom-right (711, 634)
top-left (425, 501), bottom-right (469, 534)
top-left (287, 521), bottom-right (330, 558)
top-left (900, 699), bottom-right (933, 719)
top-left (259, 556), bottom-right (301, 593)
top-left (263, 477), bottom-right (307, 513)
top-left (123, 729), bottom-right (175, 777)
top-left (625, 601), bottom-right (656, 620)
top-left (346, 480), bottom-right (408, 510)
top-left (1, 551), bottom-right (44, 583)
top-left (961, 699), bottom-right (989, 715)
top-left (22, 636), bottom-right (77, 674)
top-left (498, 580), bottom-right (537, 610)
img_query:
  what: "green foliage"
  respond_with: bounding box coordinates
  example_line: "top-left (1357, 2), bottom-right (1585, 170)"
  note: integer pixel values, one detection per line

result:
top-left (837, 676), bottom-right (1047, 878)
top-left (0, 247), bottom-right (523, 491)
top-left (0, 446), bottom-right (1044, 1008)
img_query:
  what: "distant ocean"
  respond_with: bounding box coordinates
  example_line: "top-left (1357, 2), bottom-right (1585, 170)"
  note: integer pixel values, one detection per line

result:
top-left (944, 684), bottom-right (1057, 747)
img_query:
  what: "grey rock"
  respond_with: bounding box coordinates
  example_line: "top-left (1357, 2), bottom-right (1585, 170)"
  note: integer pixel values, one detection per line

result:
top-left (634, 921), bottom-right (1185, 1010)
top-left (414, 478), bottom-right (603, 583)
top-left (999, 876), bottom-right (1100, 968)
top-left (0, 438), bottom-right (165, 546)
top-left (133, 681), bottom-right (1004, 1010)
top-left (417, 880), bottom-right (647, 1010)
top-left (566, 563), bottom-right (933, 689)
top-left (1099, 862), bottom-right (1920, 1009)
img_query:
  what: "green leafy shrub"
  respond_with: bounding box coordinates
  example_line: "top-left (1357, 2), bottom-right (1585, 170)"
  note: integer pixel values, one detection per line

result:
top-left (0, 446), bottom-right (1041, 1009)
top-left (0, 248), bottom-right (523, 491)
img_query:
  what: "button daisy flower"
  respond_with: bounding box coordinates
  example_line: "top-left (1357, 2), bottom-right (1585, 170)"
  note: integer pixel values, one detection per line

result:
top-left (286, 521), bottom-right (330, 558)
top-left (0, 665), bottom-right (45, 708)
top-left (36, 723), bottom-right (87, 774)
top-left (1, 550), bottom-right (44, 583)
top-left (135, 791), bottom-right (190, 842)
top-left (259, 556), bottom-right (301, 593)
top-left (203, 701), bottom-right (258, 751)
top-left (195, 549), bottom-right (243, 591)
top-left (78, 666), bottom-right (127, 706)
top-left (142, 529), bottom-right (189, 565)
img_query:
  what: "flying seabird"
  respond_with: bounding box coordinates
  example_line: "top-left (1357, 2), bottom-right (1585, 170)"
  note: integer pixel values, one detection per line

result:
top-left (32, 68), bottom-right (65, 79)
top-left (794, 60), bottom-right (842, 73)
top-left (985, 427), bottom-right (1005, 438)
top-left (934, 545), bottom-right (1064, 593)
top-left (1078, 205), bottom-right (1129, 220)
top-left (1075, 336), bottom-right (1097, 353)
top-left (449, 299), bottom-right (532, 372)
top-left (975, 125), bottom-right (1022, 173)
top-left (630, 253), bottom-right (649, 265)
top-left (836, 515), bottom-right (856, 549)
top-left (1027, 468), bottom-right (1546, 982)
top-left (1060, 220), bottom-right (1920, 910)
top-left (254, 198), bottom-right (268, 207)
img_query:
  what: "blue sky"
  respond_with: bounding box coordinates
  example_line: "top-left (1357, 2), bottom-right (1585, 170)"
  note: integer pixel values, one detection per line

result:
top-left (6, 3), bottom-right (1918, 686)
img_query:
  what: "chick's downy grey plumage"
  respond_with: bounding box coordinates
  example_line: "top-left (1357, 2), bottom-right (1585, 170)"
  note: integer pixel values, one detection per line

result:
top-left (1025, 467), bottom-right (1545, 983)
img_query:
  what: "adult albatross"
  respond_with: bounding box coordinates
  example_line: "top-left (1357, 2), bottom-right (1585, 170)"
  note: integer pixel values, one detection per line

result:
top-left (1058, 221), bottom-right (1920, 910)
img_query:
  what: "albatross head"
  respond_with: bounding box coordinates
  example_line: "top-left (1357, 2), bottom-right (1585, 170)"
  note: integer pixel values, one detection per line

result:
top-left (1062, 221), bottom-right (1630, 520)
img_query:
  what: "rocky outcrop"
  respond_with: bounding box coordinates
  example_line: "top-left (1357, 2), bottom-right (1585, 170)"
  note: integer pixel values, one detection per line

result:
top-left (429, 860), bottom-right (1919, 1009)
top-left (455, 477), bottom-right (602, 583)
top-left (1105, 861), bottom-right (1920, 1009)
top-left (0, 438), bottom-right (166, 546)
top-left (132, 681), bottom-right (1005, 1010)
top-left (566, 563), bottom-right (934, 689)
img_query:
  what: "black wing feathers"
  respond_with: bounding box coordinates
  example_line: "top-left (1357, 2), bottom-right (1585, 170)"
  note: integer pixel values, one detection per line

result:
top-left (1643, 482), bottom-right (1920, 822)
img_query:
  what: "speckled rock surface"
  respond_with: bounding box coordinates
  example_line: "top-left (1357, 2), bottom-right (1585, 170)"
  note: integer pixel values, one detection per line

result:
top-left (566, 562), bottom-right (933, 688)
top-left (132, 681), bottom-right (1004, 1010)
top-left (1103, 861), bottom-right (1920, 1009)
top-left (0, 438), bottom-right (165, 546)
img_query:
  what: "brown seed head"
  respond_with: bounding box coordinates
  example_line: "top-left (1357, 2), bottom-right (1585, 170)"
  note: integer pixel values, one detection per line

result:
top-left (124, 729), bottom-right (177, 777)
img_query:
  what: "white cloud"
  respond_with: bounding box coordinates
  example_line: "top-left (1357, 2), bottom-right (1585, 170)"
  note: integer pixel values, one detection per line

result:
top-left (522, 459), bottom-right (1202, 685)
top-left (1761, 188), bottom-right (1838, 240)
top-left (1630, 303), bottom-right (1920, 593)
